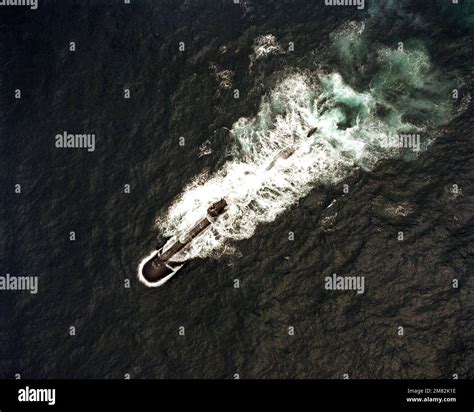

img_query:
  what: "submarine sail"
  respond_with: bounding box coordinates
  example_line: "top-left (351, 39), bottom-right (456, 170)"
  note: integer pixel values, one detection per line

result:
top-left (140, 198), bottom-right (227, 286)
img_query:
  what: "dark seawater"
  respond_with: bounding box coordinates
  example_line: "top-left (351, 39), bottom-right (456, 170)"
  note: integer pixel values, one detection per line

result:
top-left (1, 0), bottom-right (473, 378)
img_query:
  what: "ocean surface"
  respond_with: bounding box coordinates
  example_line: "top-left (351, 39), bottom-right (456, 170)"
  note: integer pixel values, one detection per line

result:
top-left (1, 0), bottom-right (473, 378)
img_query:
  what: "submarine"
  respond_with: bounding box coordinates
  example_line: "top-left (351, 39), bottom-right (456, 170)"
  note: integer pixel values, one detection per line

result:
top-left (139, 127), bottom-right (317, 287)
top-left (140, 198), bottom-right (228, 286)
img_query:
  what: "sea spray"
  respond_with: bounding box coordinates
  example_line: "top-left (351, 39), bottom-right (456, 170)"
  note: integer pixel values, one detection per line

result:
top-left (155, 52), bottom-right (455, 262)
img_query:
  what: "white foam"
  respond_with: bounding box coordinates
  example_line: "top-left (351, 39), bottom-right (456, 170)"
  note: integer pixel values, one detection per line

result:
top-left (155, 72), bottom-right (409, 261)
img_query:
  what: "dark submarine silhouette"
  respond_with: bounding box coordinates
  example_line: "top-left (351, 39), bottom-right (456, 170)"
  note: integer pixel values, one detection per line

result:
top-left (140, 199), bottom-right (228, 286)
top-left (140, 128), bottom-right (317, 286)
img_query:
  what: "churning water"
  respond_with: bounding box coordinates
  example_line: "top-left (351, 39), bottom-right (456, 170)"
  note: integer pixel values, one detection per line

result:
top-left (5, 0), bottom-right (473, 379)
top-left (152, 22), bottom-right (460, 264)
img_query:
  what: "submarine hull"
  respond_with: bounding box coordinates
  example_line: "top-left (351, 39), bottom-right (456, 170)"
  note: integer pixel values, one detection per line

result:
top-left (142, 252), bottom-right (174, 283)
top-left (140, 248), bottom-right (184, 286)
top-left (139, 198), bottom-right (228, 287)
